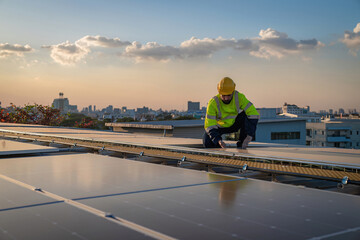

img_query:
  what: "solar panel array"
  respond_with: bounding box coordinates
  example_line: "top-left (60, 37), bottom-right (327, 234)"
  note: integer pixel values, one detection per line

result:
top-left (0, 139), bottom-right (59, 156)
top-left (0, 142), bottom-right (359, 240)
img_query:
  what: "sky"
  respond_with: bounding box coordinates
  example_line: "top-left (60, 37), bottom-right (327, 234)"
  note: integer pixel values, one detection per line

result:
top-left (0, 0), bottom-right (359, 112)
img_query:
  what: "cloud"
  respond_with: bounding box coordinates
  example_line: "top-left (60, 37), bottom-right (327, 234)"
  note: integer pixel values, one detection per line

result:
top-left (124, 41), bottom-right (181, 62)
top-left (43, 35), bottom-right (130, 65)
top-left (42, 41), bottom-right (89, 66)
top-left (124, 37), bottom-right (255, 61)
top-left (0, 43), bottom-right (33, 58)
top-left (341, 23), bottom-right (360, 56)
top-left (44, 30), bottom-right (324, 64)
top-left (76, 35), bottom-right (131, 48)
top-left (250, 28), bottom-right (324, 59)
top-left (124, 30), bottom-right (322, 62)
top-left (181, 37), bottom-right (254, 57)
top-left (250, 46), bottom-right (285, 59)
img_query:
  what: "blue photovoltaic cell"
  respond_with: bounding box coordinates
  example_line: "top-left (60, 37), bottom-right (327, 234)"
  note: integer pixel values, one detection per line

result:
top-left (0, 178), bottom-right (150, 240)
top-left (0, 153), bottom-right (236, 199)
top-left (0, 153), bottom-right (360, 239)
top-left (79, 179), bottom-right (360, 240)
top-left (0, 202), bottom-right (151, 240)
top-left (0, 177), bottom-right (58, 210)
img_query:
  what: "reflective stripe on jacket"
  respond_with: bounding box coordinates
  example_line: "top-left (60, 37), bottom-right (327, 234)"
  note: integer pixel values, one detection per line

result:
top-left (204, 90), bottom-right (259, 132)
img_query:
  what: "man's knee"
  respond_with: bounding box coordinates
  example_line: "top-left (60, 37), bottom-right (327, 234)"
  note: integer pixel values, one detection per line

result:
top-left (203, 132), bottom-right (220, 148)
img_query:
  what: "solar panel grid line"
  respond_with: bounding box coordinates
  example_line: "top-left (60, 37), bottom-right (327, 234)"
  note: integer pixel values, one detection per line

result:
top-left (0, 226), bottom-right (17, 240)
top-left (116, 197), bottom-right (250, 240)
top-left (100, 178), bottom-right (357, 240)
top-left (71, 179), bottom-right (246, 201)
top-left (308, 227), bottom-right (360, 240)
top-left (0, 201), bottom-right (64, 213)
top-left (0, 173), bottom-right (176, 240)
top-left (132, 192), bottom-right (309, 239)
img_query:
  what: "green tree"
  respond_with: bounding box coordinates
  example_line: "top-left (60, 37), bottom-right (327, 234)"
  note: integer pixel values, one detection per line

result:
top-left (60, 113), bottom-right (87, 127)
top-left (116, 117), bottom-right (135, 122)
top-left (155, 113), bottom-right (173, 121)
top-left (1, 104), bottom-right (63, 126)
top-left (174, 115), bottom-right (196, 120)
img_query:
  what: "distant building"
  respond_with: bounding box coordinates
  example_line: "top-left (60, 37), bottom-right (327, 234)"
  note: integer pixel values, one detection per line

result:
top-left (105, 105), bottom-right (113, 113)
top-left (283, 103), bottom-right (310, 115)
top-left (52, 93), bottom-right (77, 113)
top-left (114, 108), bottom-right (121, 114)
top-left (188, 101), bottom-right (200, 112)
top-left (279, 104), bottom-right (320, 123)
top-left (306, 119), bottom-right (360, 149)
top-left (254, 108), bottom-right (306, 145)
top-left (257, 108), bottom-right (277, 119)
top-left (319, 110), bottom-right (327, 116)
top-left (348, 109), bottom-right (357, 114)
top-left (137, 106), bottom-right (149, 114)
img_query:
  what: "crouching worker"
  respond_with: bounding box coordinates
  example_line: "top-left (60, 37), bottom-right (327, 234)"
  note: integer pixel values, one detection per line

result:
top-left (203, 77), bottom-right (259, 149)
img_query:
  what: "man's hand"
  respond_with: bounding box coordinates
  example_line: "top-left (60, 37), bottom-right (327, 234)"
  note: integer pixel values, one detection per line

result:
top-left (241, 135), bottom-right (253, 149)
top-left (218, 140), bottom-right (227, 148)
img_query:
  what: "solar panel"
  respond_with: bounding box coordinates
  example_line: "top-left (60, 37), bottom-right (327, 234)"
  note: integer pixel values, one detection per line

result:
top-left (0, 177), bottom-right (56, 209)
top-left (0, 153), bottom-right (235, 199)
top-left (0, 178), bottom-right (150, 240)
top-left (0, 153), bottom-right (359, 239)
top-left (0, 123), bottom-right (202, 146)
top-left (78, 179), bottom-right (360, 239)
top-left (0, 139), bottom-right (59, 156)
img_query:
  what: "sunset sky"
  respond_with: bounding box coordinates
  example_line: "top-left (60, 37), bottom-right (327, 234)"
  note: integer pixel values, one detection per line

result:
top-left (0, 0), bottom-right (359, 111)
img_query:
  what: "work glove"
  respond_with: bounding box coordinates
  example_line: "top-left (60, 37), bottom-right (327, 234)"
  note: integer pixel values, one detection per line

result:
top-left (241, 135), bottom-right (253, 149)
top-left (218, 140), bottom-right (227, 148)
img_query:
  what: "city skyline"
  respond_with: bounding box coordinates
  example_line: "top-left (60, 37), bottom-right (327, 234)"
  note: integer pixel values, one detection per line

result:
top-left (2, 92), bottom-right (358, 114)
top-left (1, 0), bottom-right (359, 111)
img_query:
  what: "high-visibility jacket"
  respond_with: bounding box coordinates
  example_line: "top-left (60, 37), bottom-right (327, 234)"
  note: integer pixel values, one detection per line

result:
top-left (204, 90), bottom-right (259, 134)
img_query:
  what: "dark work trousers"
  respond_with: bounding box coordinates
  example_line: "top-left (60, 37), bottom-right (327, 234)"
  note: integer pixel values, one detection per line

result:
top-left (203, 112), bottom-right (256, 148)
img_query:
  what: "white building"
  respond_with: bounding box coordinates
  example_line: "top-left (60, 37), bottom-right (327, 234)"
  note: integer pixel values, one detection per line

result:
top-left (282, 103), bottom-right (310, 115)
top-left (280, 103), bottom-right (321, 123)
top-left (306, 119), bottom-right (360, 149)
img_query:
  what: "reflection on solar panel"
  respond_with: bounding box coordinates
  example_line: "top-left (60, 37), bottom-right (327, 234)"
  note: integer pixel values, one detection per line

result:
top-left (0, 153), bottom-right (359, 239)
top-left (0, 139), bottom-right (59, 156)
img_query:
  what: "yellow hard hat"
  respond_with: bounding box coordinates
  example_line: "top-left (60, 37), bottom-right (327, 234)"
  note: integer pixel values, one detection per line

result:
top-left (217, 77), bottom-right (236, 95)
